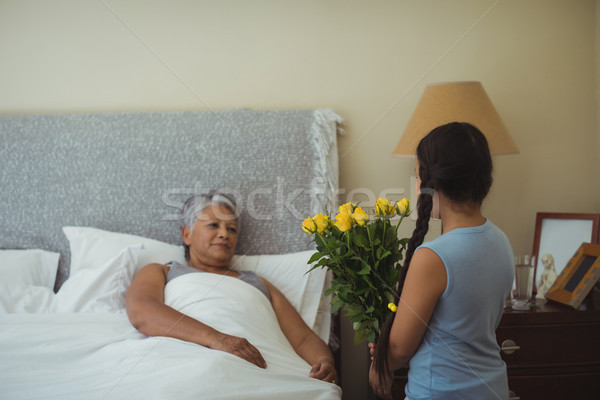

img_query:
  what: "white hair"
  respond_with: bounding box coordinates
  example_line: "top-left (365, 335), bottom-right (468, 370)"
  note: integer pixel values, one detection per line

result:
top-left (181, 192), bottom-right (239, 233)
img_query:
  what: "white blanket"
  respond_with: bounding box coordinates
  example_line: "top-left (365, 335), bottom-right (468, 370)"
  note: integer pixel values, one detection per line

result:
top-left (0, 274), bottom-right (341, 400)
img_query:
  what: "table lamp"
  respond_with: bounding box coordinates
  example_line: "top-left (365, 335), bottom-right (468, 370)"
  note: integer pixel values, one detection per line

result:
top-left (392, 81), bottom-right (519, 156)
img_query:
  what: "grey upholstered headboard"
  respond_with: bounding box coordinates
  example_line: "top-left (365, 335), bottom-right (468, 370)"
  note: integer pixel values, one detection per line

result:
top-left (0, 109), bottom-right (343, 289)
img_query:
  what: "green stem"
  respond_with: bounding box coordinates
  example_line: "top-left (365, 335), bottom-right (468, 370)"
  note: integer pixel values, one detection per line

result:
top-left (395, 215), bottom-right (404, 235)
top-left (371, 273), bottom-right (397, 293)
top-left (328, 231), bottom-right (354, 290)
top-left (366, 223), bottom-right (376, 269)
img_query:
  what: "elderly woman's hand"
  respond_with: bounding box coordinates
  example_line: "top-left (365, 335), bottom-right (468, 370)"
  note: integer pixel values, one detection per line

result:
top-left (209, 333), bottom-right (267, 369)
top-left (309, 357), bottom-right (338, 384)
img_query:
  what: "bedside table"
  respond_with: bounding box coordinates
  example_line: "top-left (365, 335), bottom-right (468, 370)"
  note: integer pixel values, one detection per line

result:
top-left (389, 299), bottom-right (600, 400)
top-left (497, 299), bottom-right (600, 400)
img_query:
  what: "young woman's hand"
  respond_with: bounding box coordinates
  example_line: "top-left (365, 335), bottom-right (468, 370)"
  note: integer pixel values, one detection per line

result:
top-left (369, 359), bottom-right (393, 400)
top-left (368, 342), bottom-right (393, 399)
top-left (368, 341), bottom-right (376, 360)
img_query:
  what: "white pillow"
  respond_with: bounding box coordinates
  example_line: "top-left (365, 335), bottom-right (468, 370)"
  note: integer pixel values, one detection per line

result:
top-left (52, 245), bottom-right (141, 313)
top-left (233, 251), bottom-right (331, 342)
top-left (62, 227), bottom-right (331, 339)
top-left (0, 249), bottom-right (60, 288)
top-left (63, 226), bottom-right (186, 276)
top-left (0, 284), bottom-right (55, 313)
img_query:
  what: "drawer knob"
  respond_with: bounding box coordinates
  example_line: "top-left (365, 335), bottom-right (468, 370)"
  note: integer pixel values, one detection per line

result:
top-left (501, 339), bottom-right (520, 355)
top-left (508, 390), bottom-right (520, 400)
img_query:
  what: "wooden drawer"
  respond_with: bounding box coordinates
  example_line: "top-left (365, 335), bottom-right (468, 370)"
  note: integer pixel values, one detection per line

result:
top-left (506, 371), bottom-right (600, 400)
top-left (498, 300), bottom-right (600, 400)
top-left (496, 320), bottom-right (600, 368)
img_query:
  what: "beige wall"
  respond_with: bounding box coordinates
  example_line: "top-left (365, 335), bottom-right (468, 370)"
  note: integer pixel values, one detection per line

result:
top-left (1, 1), bottom-right (598, 399)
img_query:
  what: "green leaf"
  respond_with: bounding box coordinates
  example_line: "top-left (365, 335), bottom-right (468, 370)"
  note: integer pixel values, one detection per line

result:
top-left (317, 258), bottom-right (329, 267)
top-left (386, 266), bottom-right (400, 282)
top-left (373, 260), bottom-right (380, 271)
top-left (315, 234), bottom-right (327, 248)
top-left (349, 313), bottom-right (365, 323)
top-left (346, 268), bottom-right (358, 280)
top-left (353, 286), bottom-right (368, 295)
top-left (366, 330), bottom-right (377, 344)
top-left (331, 297), bottom-right (344, 313)
top-left (384, 291), bottom-right (395, 303)
top-left (361, 275), bottom-right (376, 289)
top-left (379, 250), bottom-right (391, 260)
top-left (352, 233), bottom-right (368, 248)
top-left (345, 304), bottom-right (364, 317)
top-left (353, 321), bottom-right (371, 345)
top-left (307, 252), bottom-right (324, 264)
top-left (357, 263), bottom-right (371, 275)
top-left (338, 292), bottom-right (352, 304)
top-left (306, 263), bottom-right (322, 273)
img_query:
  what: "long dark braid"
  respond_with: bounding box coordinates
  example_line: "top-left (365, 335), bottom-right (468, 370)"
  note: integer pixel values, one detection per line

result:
top-left (372, 122), bottom-right (493, 387)
top-left (398, 191), bottom-right (433, 294)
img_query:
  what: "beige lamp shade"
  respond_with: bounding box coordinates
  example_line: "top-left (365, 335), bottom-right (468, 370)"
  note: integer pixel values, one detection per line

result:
top-left (392, 81), bottom-right (518, 156)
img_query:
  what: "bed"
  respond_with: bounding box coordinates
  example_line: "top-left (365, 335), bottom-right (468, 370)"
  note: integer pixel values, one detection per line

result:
top-left (0, 109), bottom-right (344, 400)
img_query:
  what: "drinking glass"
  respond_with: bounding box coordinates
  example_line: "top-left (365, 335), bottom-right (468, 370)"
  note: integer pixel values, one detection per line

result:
top-left (512, 254), bottom-right (535, 310)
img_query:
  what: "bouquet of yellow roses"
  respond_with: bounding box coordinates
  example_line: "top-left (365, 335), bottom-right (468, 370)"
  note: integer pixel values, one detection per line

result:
top-left (302, 198), bottom-right (410, 344)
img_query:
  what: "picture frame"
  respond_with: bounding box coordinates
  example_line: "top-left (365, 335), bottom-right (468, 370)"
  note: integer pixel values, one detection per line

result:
top-left (531, 212), bottom-right (600, 292)
top-left (546, 243), bottom-right (600, 308)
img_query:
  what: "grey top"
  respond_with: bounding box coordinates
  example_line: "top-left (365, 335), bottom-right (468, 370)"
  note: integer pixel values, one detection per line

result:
top-left (165, 261), bottom-right (271, 301)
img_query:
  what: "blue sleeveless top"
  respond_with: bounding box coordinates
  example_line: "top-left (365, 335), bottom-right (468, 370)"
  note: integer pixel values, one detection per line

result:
top-left (165, 261), bottom-right (271, 301)
top-left (405, 219), bottom-right (513, 400)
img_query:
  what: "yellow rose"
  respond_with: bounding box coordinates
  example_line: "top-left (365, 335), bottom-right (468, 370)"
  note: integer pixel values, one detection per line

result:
top-left (387, 302), bottom-right (397, 312)
top-left (396, 198), bottom-right (411, 216)
top-left (351, 206), bottom-right (369, 226)
top-left (313, 213), bottom-right (330, 233)
top-left (375, 198), bottom-right (394, 217)
top-left (302, 216), bottom-right (317, 234)
top-left (334, 211), bottom-right (353, 232)
top-left (338, 202), bottom-right (355, 216)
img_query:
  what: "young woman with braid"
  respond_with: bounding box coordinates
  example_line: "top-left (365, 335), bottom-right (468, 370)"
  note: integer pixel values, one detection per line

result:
top-left (369, 122), bottom-right (514, 400)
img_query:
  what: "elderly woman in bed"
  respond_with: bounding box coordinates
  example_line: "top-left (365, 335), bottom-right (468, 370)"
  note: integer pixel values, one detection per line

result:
top-left (126, 192), bottom-right (337, 383)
